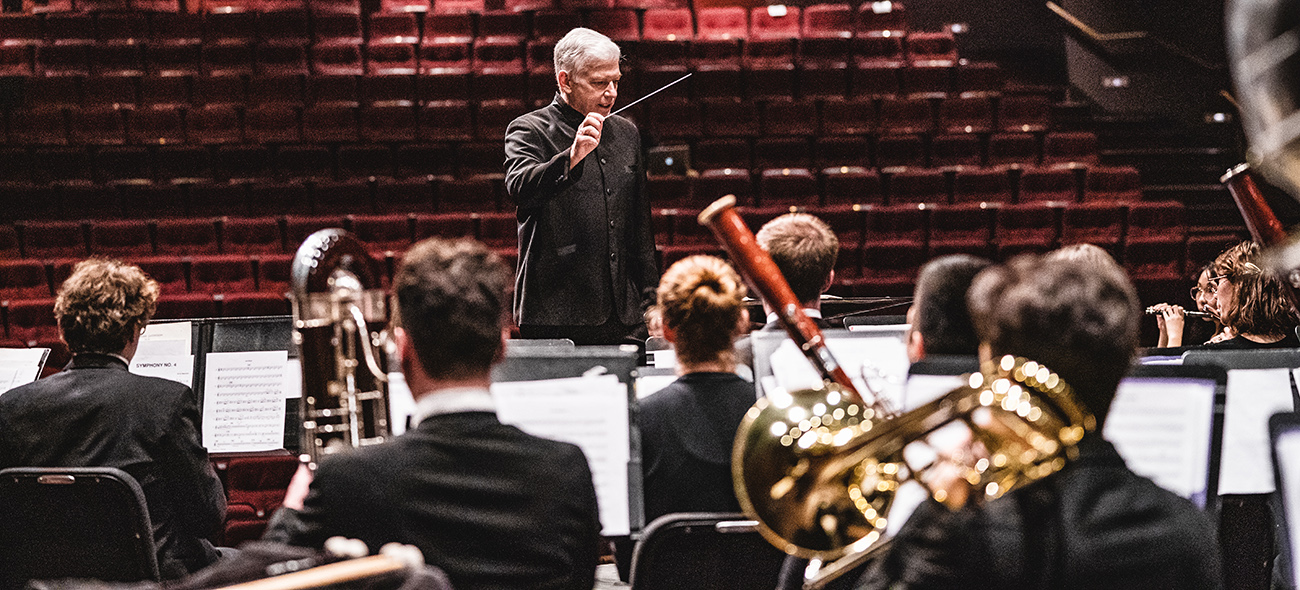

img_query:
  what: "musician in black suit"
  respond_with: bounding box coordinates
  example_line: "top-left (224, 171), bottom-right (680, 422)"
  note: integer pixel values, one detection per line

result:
top-left (264, 237), bottom-right (602, 590)
top-left (0, 259), bottom-right (226, 578)
top-left (856, 254), bottom-right (1224, 590)
top-left (733, 212), bottom-right (838, 376)
top-left (904, 254), bottom-right (991, 362)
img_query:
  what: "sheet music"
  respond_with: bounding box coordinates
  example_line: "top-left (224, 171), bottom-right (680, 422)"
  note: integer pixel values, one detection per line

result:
top-left (0, 348), bottom-right (48, 395)
top-left (130, 321), bottom-right (195, 387)
top-left (765, 336), bottom-right (909, 408)
top-left (1273, 427), bottom-right (1300, 587)
top-left (1104, 378), bottom-right (1215, 504)
top-left (1219, 368), bottom-right (1295, 494)
top-left (202, 350), bottom-right (288, 453)
top-left (136, 321), bottom-right (191, 356)
top-left (636, 374), bottom-right (678, 399)
top-left (130, 355), bottom-right (195, 387)
top-left (491, 374), bottom-right (631, 536)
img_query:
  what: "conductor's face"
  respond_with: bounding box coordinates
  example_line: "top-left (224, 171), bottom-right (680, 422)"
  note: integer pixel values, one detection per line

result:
top-left (561, 60), bottom-right (621, 117)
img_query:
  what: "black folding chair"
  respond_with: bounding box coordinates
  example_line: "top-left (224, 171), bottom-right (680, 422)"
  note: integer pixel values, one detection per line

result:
top-left (0, 467), bottom-right (160, 590)
top-left (629, 513), bottom-right (788, 590)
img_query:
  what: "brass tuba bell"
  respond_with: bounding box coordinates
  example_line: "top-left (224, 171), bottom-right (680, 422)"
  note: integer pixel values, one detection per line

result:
top-left (289, 229), bottom-right (393, 470)
top-left (733, 355), bottom-right (1095, 587)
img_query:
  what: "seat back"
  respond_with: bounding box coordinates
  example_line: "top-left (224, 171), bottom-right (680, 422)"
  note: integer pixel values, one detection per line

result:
top-left (0, 467), bottom-right (159, 590)
top-left (629, 513), bottom-right (787, 590)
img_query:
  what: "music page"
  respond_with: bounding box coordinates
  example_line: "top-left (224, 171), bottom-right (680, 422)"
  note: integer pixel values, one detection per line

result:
top-left (1219, 368), bottom-right (1295, 494)
top-left (0, 348), bottom-right (49, 395)
top-left (202, 350), bottom-right (288, 453)
top-left (1104, 378), bottom-right (1215, 504)
top-left (130, 321), bottom-right (194, 387)
top-left (491, 374), bottom-right (632, 536)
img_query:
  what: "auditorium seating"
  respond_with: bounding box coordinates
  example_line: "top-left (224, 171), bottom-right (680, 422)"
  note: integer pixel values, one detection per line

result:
top-left (0, 0), bottom-right (1205, 336)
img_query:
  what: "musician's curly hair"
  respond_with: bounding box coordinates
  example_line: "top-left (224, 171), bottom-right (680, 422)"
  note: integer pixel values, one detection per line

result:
top-left (656, 255), bottom-right (748, 366)
top-left (394, 237), bottom-right (511, 380)
top-left (1215, 241), bottom-right (1299, 338)
top-left (55, 259), bottom-right (159, 354)
top-left (756, 213), bottom-right (839, 305)
top-left (967, 253), bottom-right (1139, 426)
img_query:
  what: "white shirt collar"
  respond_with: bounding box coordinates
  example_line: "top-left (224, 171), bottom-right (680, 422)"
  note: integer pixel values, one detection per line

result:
top-left (766, 308), bottom-right (822, 324)
top-left (410, 386), bottom-right (496, 428)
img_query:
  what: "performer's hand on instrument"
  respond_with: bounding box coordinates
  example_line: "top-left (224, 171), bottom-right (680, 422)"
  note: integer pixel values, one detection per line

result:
top-left (283, 463), bottom-right (315, 510)
top-left (570, 112), bottom-right (604, 169)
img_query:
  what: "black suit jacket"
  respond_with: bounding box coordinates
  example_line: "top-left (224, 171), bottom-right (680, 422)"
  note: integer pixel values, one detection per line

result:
top-left (264, 411), bottom-right (602, 590)
top-left (504, 95), bottom-right (659, 328)
top-left (639, 372), bottom-right (755, 523)
top-left (0, 353), bottom-right (225, 578)
top-left (856, 436), bottom-right (1224, 590)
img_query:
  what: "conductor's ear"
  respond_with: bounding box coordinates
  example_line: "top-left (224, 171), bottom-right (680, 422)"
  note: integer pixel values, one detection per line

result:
top-left (557, 70), bottom-right (573, 95)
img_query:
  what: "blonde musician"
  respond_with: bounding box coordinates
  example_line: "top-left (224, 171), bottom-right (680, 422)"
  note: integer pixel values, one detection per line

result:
top-left (1199, 241), bottom-right (1300, 349)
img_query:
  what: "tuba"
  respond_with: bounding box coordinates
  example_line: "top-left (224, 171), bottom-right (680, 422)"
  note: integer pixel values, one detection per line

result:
top-left (289, 229), bottom-right (392, 470)
top-left (698, 196), bottom-right (1095, 588)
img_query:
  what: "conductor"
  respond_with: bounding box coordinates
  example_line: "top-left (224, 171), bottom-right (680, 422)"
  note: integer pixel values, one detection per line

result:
top-left (504, 27), bottom-right (659, 345)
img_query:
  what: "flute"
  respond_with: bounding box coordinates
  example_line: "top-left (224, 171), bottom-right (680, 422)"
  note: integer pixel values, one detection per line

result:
top-left (1144, 307), bottom-right (1213, 318)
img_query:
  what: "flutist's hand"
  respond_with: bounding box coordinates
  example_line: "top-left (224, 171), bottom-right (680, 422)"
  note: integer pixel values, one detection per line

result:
top-left (570, 112), bottom-right (604, 170)
top-left (1151, 303), bottom-right (1185, 347)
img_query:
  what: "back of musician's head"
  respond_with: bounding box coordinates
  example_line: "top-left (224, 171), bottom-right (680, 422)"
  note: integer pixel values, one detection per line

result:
top-left (1214, 240), bottom-right (1298, 337)
top-left (756, 213), bottom-right (838, 306)
top-left (912, 254), bottom-right (991, 356)
top-left (55, 258), bottom-right (159, 354)
top-left (1046, 243), bottom-right (1118, 268)
top-left (967, 253), bottom-right (1139, 425)
top-left (657, 255), bottom-right (748, 365)
top-left (394, 238), bottom-right (511, 380)
top-left (553, 27), bottom-right (620, 76)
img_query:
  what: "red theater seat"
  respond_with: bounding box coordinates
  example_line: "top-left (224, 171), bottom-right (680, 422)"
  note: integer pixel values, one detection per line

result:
top-left (1085, 165), bottom-right (1142, 202)
top-left (223, 216), bottom-right (284, 254)
top-left (21, 221), bottom-right (87, 260)
top-left (1060, 201), bottom-right (1124, 254)
top-left (413, 212), bottom-right (476, 241)
top-left (1018, 167), bottom-right (1079, 203)
top-left (928, 202), bottom-right (994, 258)
top-left (220, 291), bottom-right (291, 316)
top-left (190, 254), bottom-right (256, 294)
top-left (0, 261), bottom-right (51, 300)
top-left (155, 293), bottom-right (218, 320)
top-left (156, 218), bottom-right (221, 256)
top-left (952, 168), bottom-right (1011, 204)
top-left (88, 219), bottom-right (153, 257)
top-left (255, 253), bottom-right (293, 293)
top-left (5, 298), bottom-right (58, 344)
top-left (995, 202), bottom-right (1062, 258)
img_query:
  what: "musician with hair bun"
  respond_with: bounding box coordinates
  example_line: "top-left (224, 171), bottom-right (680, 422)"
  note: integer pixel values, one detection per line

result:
top-left (640, 255), bottom-right (755, 522)
top-left (1200, 240), bottom-right (1300, 349)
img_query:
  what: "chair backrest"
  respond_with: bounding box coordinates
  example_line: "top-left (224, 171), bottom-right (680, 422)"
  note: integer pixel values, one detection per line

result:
top-left (0, 467), bottom-right (159, 590)
top-left (629, 513), bottom-right (787, 590)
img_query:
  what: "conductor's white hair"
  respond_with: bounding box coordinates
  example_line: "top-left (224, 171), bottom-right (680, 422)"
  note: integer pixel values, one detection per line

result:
top-left (553, 27), bottom-right (621, 77)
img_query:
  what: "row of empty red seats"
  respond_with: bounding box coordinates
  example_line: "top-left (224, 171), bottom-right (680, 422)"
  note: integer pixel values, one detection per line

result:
top-left (1, 93), bottom-right (1049, 149)
top-left (0, 161), bottom-right (1138, 223)
top-left (0, 200), bottom-right (1187, 324)
top-left (651, 164), bottom-right (1139, 209)
top-left (3, 4), bottom-right (909, 47)
top-left (0, 213), bottom-right (487, 261)
top-left (2, 292), bottom-right (291, 342)
top-left (0, 132), bottom-right (1088, 186)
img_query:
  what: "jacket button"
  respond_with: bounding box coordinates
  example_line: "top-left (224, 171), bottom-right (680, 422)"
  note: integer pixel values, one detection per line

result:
top-left (610, 252), bottom-right (616, 260)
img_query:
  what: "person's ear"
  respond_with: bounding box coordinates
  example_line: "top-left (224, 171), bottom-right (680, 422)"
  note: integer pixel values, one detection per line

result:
top-left (907, 330), bottom-right (924, 364)
top-left (977, 342), bottom-right (993, 364)
top-left (495, 327), bottom-right (510, 364)
top-left (393, 327), bottom-right (416, 374)
top-left (663, 324), bottom-right (678, 344)
top-left (557, 70), bottom-right (573, 95)
top-left (822, 269), bottom-right (835, 294)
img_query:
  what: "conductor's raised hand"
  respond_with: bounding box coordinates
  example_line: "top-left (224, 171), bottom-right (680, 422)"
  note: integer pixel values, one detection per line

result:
top-left (570, 112), bottom-right (604, 169)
